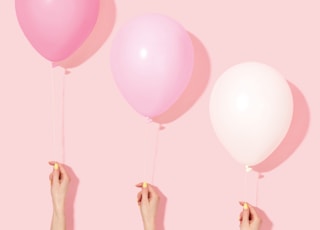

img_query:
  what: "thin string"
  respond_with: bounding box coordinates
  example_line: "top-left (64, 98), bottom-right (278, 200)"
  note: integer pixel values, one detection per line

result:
top-left (50, 66), bottom-right (57, 161)
top-left (244, 165), bottom-right (252, 202)
top-left (144, 117), bottom-right (152, 182)
top-left (255, 173), bottom-right (263, 207)
top-left (61, 73), bottom-right (66, 163)
top-left (144, 118), bottom-right (161, 184)
top-left (50, 66), bottom-right (66, 163)
top-left (150, 124), bottom-right (161, 184)
top-left (244, 168), bottom-right (248, 202)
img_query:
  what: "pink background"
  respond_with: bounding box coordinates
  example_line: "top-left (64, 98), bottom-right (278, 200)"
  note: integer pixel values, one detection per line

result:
top-left (0, 0), bottom-right (319, 229)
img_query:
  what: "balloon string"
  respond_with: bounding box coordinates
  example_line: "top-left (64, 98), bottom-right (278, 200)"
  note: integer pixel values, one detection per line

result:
top-left (50, 66), bottom-right (66, 163)
top-left (144, 119), bottom-right (161, 184)
top-left (244, 165), bottom-right (252, 202)
top-left (150, 124), bottom-right (161, 184)
top-left (50, 67), bottom-right (56, 161)
top-left (61, 73), bottom-right (66, 163)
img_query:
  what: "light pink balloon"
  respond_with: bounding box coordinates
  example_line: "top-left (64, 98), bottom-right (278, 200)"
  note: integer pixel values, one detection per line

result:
top-left (15, 0), bottom-right (99, 62)
top-left (209, 62), bottom-right (293, 166)
top-left (110, 14), bottom-right (194, 118)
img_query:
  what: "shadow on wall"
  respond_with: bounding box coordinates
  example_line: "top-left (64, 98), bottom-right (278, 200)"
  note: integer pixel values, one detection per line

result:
top-left (253, 82), bottom-right (310, 172)
top-left (153, 185), bottom-right (167, 230)
top-left (251, 82), bottom-right (309, 230)
top-left (64, 164), bottom-right (80, 230)
top-left (153, 32), bottom-right (211, 124)
top-left (53, 0), bottom-right (116, 70)
top-left (255, 206), bottom-right (273, 230)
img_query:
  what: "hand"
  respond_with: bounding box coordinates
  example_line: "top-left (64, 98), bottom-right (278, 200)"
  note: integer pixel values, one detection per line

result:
top-left (239, 202), bottom-right (262, 230)
top-left (136, 182), bottom-right (160, 230)
top-left (49, 161), bottom-right (70, 214)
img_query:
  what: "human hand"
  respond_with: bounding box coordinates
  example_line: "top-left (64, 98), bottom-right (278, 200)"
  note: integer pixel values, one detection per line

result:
top-left (49, 161), bottom-right (70, 214)
top-left (239, 202), bottom-right (262, 230)
top-left (136, 182), bottom-right (160, 230)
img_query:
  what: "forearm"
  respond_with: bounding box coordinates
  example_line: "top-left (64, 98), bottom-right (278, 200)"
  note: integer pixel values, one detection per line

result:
top-left (51, 209), bottom-right (66, 230)
top-left (143, 222), bottom-right (156, 230)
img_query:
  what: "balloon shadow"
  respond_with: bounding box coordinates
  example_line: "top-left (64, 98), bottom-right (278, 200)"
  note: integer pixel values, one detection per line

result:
top-left (53, 0), bottom-right (116, 69)
top-left (153, 185), bottom-right (167, 230)
top-left (254, 174), bottom-right (273, 229)
top-left (63, 164), bottom-right (80, 230)
top-left (253, 82), bottom-right (310, 172)
top-left (152, 32), bottom-right (211, 124)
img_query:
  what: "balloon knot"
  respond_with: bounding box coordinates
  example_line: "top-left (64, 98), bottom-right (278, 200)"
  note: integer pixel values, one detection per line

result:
top-left (145, 117), bottom-right (153, 123)
top-left (245, 165), bottom-right (252, 172)
top-left (52, 62), bottom-right (58, 68)
top-left (64, 69), bottom-right (71, 75)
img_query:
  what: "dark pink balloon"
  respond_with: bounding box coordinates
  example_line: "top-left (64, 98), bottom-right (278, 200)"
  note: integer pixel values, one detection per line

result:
top-left (15, 0), bottom-right (99, 62)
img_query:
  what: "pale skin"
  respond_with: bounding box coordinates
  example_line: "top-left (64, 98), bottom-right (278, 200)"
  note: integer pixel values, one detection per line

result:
top-left (239, 201), bottom-right (262, 230)
top-left (136, 182), bottom-right (160, 230)
top-left (47, 162), bottom-right (260, 230)
top-left (49, 161), bottom-right (70, 230)
top-left (135, 184), bottom-right (261, 230)
top-left (48, 162), bottom-right (158, 230)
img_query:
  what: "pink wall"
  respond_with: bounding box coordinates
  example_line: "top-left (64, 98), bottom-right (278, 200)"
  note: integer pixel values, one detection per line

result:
top-left (1, 0), bottom-right (319, 229)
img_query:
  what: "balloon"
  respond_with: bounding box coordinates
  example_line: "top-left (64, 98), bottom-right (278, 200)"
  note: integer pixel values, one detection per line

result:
top-left (110, 14), bottom-right (194, 118)
top-left (209, 62), bottom-right (293, 166)
top-left (15, 0), bottom-right (99, 62)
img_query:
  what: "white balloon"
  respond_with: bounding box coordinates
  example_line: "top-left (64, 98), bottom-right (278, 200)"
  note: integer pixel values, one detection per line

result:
top-left (209, 62), bottom-right (293, 166)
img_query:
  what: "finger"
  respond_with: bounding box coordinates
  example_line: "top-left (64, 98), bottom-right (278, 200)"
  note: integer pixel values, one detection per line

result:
top-left (137, 191), bottom-right (142, 199)
top-left (141, 182), bottom-right (149, 203)
top-left (239, 211), bottom-right (243, 221)
top-left (49, 173), bottom-right (53, 181)
top-left (135, 182), bottom-right (143, 188)
top-left (240, 202), bottom-right (258, 220)
top-left (147, 183), bottom-right (155, 193)
top-left (48, 161), bottom-right (57, 166)
top-left (51, 163), bottom-right (60, 186)
top-left (49, 161), bottom-right (58, 174)
top-left (147, 184), bottom-right (159, 202)
top-left (239, 201), bottom-right (245, 206)
top-left (247, 203), bottom-right (258, 219)
top-left (58, 164), bottom-right (70, 185)
top-left (241, 202), bottom-right (250, 225)
top-left (137, 191), bottom-right (142, 205)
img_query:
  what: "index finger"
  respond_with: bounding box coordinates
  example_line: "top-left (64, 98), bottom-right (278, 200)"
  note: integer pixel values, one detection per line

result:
top-left (239, 202), bottom-right (259, 220)
top-left (48, 161), bottom-right (58, 166)
top-left (247, 203), bottom-right (259, 219)
top-left (58, 163), bottom-right (70, 184)
top-left (147, 184), bottom-right (157, 195)
top-left (135, 182), bottom-right (143, 188)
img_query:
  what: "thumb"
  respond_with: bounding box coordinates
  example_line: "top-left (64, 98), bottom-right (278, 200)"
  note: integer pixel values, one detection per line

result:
top-left (241, 202), bottom-right (250, 225)
top-left (141, 182), bottom-right (149, 203)
top-left (52, 163), bottom-right (60, 185)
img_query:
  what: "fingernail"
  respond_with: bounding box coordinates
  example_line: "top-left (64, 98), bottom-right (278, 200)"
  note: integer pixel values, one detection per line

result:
top-left (54, 163), bottom-right (59, 170)
top-left (142, 182), bottom-right (148, 188)
top-left (243, 202), bottom-right (248, 210)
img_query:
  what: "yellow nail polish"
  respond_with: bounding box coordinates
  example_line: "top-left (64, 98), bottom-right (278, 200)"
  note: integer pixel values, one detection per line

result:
top-left (243, 202), bottom-right (248, 210)
top-left (54, 163), bottom-right (59, 170)
top-left (142, 182), bottom-right (148, 188)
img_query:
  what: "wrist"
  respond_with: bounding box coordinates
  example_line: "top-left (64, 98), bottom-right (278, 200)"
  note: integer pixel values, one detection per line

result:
top-left (53, 204), bottom-right (65, 216)
top-left (143, 221), bottom-right (156, 230)
top-left (52, 210), bottom-right (66, 230)
top-left (52, 198), bottom-right (65, 211)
